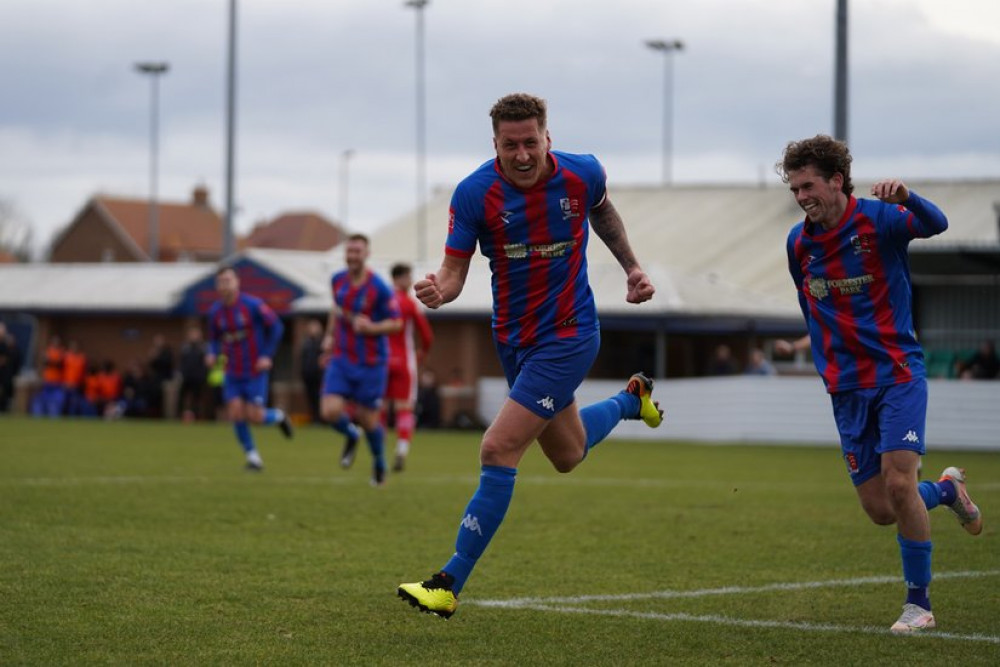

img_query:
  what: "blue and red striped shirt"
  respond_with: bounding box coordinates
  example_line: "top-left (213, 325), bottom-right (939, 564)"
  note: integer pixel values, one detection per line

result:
top-left (446, 150), bottom-right (604, 347)
top-left (786, 192), bottom-right (948, 393)
top-left (206, 292), bottom-right (283, 379)
top-left (330, 269), bottom-right (399, 366)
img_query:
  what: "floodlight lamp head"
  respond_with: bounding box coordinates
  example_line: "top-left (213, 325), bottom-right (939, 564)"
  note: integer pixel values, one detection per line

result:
top-left (135, 62), bottom-right (170, 75)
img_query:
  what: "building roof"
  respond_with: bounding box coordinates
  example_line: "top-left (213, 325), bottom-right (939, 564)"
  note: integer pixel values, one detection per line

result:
top-left (96, 190), bottom-right (223, 260)
top-left (0, 263), bottom-right (208, 312)
top-left (49, 185), bottom-right (224, 262)
top-left (5, 179), bottom-right (994, 322)
top-left (366, 178), bottom-right (1000, 319)
top-left (239, 212), bottom-right (344, 252)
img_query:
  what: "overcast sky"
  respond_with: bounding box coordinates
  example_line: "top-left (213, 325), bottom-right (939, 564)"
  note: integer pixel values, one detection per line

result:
top-left (2, 0), bottom-right (998, 255)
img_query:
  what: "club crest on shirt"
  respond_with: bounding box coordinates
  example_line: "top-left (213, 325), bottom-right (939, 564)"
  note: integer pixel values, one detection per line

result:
top-left (850, 233), bottom-right (874, 255)
top-left (560, 197), bottom-right (581, 221)
top-left (806, 277), bottom-right (829, 299)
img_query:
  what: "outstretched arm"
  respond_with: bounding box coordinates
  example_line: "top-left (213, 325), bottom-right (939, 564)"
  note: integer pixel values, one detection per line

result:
top-left (590, 197), bottom-right (655, 304)
top-left (414, 254), bottom-right (471, 309)
top-left (871, 178), bottom-right (948, 238)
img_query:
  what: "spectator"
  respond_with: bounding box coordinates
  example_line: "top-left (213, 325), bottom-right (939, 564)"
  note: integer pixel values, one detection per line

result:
top-left (80, 362), bottom-right (101, 417)
top-left (0, 323), bottom-right (15, 413)
top-left (95, 360), bottom-right (122, 419)
top-left (147, 334), bottom-right (175, 418)
top-left (62, 339), bottom-right (88, 415)
top-left (745, 348), bottom-right (777, 376)
top-left (707, 344), bottom-right (739, 376)
top-left (178, 325), bottom-right (208, 422)
top-left (119, 361), bottom-right (153, 418)
top-left (955, 340), bottom-right (999, 380)
top-left (299, 318), bottom-right (325, 424)
top-left (32, 335), bottom-right (66, 417)
top-left (415, 368), bottom-right (442, 429)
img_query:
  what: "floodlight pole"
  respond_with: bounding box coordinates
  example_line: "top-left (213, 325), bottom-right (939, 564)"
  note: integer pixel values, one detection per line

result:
top-left (223, 0), bottom-right (238, 259)
top-left (644, 38), bottom-right (684, 186)
top-left (339, 149), bottom-right (355, 226)
top-left (405, 0), bottom-right (430, 262)
top-left (134, 61), bottom-right (169, 262)
top-left (834, 0), bottom-right (849, 143)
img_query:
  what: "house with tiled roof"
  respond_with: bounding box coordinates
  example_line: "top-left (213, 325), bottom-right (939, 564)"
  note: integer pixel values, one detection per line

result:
top-left (238, 212), bottom-right (346, 252)
top-left (49, 185), bottom-right (224, 263)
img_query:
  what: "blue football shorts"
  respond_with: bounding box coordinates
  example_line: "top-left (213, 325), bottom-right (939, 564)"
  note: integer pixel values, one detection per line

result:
top-left (496, 330), bottom-right (601, 419)
top-left (321, 356), bottom-right (387, 410)
top-left (830, 377), bottom-right (927, 487)
top-left (223, 373), bottom-right (270, 406)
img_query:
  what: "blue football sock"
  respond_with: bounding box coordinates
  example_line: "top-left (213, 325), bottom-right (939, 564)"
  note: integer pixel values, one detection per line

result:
top-left (443, 465), bottom-right (517, 595)
top-left (365, 425), bottom-right (386, 472)
top-left (262, 408), bottom-right (284, 425)
top-left (918, 479), bottom-right (957, 511)
top-left (936, 479), bottom-right (957, 506)
top-left (579, 392), bottom-right (637, 455)
top-left (917, 480), bottom-right (941, 510)
top-left (233, 421), bottom-right (254, 454)
top-left (898, 534), bottom-right (932, 610)
top-left (330, 414), bottom-right (359, 440)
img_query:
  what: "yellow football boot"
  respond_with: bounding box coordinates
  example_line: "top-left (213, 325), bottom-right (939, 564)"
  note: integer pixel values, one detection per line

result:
top-left (398, 572), bottom-right (458, 619)
top-left (626, 372), bottom-right (663, 428)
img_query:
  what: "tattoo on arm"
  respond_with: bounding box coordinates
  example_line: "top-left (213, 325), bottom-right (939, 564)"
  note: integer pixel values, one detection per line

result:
top-left (590, 199), bottom-right (639, 272)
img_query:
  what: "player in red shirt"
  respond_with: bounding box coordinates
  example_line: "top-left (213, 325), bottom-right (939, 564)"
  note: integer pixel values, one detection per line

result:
top-left (384, 263), bottom-right (434, 472)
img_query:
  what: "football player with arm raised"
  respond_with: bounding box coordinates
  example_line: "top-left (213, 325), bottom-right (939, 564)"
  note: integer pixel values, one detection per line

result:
top-left (397, 93), bottom-right (664, 619)
top-left (776, 135), bottom-right (982, 634)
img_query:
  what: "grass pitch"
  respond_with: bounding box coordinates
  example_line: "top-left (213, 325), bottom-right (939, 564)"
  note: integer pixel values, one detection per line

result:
top-left (1, 416), bottom-right (997, 665)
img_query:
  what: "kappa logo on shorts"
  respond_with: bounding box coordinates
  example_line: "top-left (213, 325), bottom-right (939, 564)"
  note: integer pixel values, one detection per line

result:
top-left (536, 396), bottom-right (555, 412)
top-left (902, 430), bottom-right (920, 444)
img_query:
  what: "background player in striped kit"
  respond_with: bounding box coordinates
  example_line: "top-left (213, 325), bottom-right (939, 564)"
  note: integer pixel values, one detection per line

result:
top-left (320, 234), bottom-right (401, 486)
top-left (205, 266), bottom-right (292, 471)
top-left (776, 135), bottom-right (983, 634)
top-left (384, 263), bottom-right (434, 472)
top-left (398, 93), bottom-right (663, 618)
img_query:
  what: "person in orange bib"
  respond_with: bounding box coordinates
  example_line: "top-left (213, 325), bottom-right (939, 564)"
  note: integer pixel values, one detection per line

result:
top-left (33, 335), bottom-right (66, 417)
top-left (62, 340), bottom-right (88, 416)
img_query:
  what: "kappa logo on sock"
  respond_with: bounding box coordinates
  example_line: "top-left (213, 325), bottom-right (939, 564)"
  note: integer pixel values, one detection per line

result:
top-left (460, 513), bottom-right (483, 536)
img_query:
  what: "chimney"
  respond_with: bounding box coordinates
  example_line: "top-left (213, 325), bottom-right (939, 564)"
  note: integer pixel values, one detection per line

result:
top-left (192, 185), bottom-right (210, 208)
top-left (994, 202), bottom-right (1000, 241)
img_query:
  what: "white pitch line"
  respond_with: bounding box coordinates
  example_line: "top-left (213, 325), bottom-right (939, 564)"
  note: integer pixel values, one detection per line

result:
top-left (0, 475), bottom-right (356, 486)
top-left (470, 569), bottom-right (1000, 608)
top-left (496, 604), bottom-right (1000, 644)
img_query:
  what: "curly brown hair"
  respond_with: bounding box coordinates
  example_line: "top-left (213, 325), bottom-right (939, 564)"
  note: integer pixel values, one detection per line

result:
top-left (776, 134), bottom-right (854, 195)
top-left (489, 93), bottom-right (547, 134)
